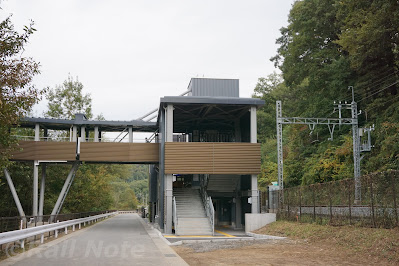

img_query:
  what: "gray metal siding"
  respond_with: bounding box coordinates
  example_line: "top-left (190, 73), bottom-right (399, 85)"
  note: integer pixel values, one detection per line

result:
top-left (190, 78), bottom-right (239, 97)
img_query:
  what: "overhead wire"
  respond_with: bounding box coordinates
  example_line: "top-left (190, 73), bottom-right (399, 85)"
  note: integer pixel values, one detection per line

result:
top-left (358, 80), bottom-right (399, 102)
top-left (342, 69), bottom-right (399, 103)
top-left (364, 93), bottom-right (399, 113)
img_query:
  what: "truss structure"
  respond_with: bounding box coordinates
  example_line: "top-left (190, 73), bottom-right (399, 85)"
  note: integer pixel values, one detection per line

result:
top-left (276, 100), bottom-right (373, 204)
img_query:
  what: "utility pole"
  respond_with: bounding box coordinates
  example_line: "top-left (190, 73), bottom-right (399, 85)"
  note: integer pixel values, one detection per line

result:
top-left (351, 100), bottom-right (361, 204)
top-left (276, 101), bottom-right (284, 205)
top-left (276, 96), bottom-right (373, 205)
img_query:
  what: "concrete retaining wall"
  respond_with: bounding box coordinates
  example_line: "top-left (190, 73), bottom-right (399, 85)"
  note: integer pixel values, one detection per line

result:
top-left (245, 213), bottom-right (276, 233)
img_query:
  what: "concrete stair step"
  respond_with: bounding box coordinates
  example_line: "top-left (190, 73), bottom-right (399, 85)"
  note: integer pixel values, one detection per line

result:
top-left (174, 188), bottom-right (212, 235)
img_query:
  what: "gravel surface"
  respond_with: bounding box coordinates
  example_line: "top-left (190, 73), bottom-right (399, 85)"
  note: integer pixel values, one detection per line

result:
top-left (181, 238), bottom-right (290, 253)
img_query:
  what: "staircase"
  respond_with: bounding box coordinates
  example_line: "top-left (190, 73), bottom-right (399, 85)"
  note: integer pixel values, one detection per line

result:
top-left (174, 188), bottom-right (213, 236)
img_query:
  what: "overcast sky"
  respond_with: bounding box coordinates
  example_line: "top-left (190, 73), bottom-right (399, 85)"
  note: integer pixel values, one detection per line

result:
top-left (2, 0), bottom-right (294, 121)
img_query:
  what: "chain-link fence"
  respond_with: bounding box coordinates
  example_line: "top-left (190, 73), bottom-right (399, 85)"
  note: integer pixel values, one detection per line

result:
top-left (265, 170), bottom-right (399, 228)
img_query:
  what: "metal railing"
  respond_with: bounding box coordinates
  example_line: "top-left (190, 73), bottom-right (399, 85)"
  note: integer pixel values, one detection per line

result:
top-left (0, 212), bottom-right (117, 249)
top-left (0, 211), bottom-right (116, 233)
top-left (200, 188), bottom-right (214, 235)
top-left (172, 196), bottom-right (177, 234)
top-left (10, 135), bottom-right (151, 143)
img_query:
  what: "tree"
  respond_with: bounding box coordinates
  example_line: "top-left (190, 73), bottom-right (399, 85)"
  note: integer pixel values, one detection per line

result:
top-left (45, 75), bottom-right (92, 119)
top-left (0, 16), bottom-right (43, 168)
top-left (336, 0), bottom-right (399, 114)
top-left (271, 0), bottom-right (353, 117)
top-left (258, 0), bottom-right (399, 188)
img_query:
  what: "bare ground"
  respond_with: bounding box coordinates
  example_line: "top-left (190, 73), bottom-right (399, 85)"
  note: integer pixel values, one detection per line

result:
top-left (172, 222), bottom-right (399, 265)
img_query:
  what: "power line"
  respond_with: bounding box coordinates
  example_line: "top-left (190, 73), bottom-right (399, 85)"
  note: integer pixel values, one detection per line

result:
top-left (365, 93), bottom-right (399, 112)
top-left (358, 80), bottom-right (399, 103)
top-left (343, 69), bottom-right (398, 103)
top-left (358, 69), bottom-right (398, 92)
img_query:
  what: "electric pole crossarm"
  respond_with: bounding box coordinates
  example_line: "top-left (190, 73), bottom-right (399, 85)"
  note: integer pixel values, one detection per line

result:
top-left (278, 117), bottom-right (355, 125)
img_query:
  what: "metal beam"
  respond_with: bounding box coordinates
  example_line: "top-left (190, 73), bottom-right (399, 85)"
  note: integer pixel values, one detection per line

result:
top-left (38, 163), bottom-right (46, 218)
top-left (33, 160), bottom-right (39, 216)
top-left (50, 162), bottom-right (80, 218)
top-left (276, 99), bottom-right (364, 204)
top-left (278, 117), bottom-right (354, 125)
top-left (165, 104), bottom-right (173, 234)
top-left (351, 102), bottom-right (361, 203)
top-left (3, 169), bottom-right (26, 217)
top-left (276, 101), bottom-right (284, 192)
top-left (136, 108), bottom-right (158, 121)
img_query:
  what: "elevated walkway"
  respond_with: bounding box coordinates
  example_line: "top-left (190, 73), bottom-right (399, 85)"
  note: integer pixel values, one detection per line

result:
top-left (9, 141), bottom-right (159, 164)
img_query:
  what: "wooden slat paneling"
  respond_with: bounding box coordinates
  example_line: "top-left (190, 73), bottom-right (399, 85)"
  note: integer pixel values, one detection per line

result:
top-left (80, 143), bottom-right (159, 163)
top-left (9, 141), bottom-right (159, 163)
top-left (10, 141), bottom-right (76, 161)
top-left (165, 142), bottom-right (261, 174)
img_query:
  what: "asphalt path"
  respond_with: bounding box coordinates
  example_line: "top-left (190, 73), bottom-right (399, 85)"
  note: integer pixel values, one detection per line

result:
top-left (2, 214), bottom-right (187, 266)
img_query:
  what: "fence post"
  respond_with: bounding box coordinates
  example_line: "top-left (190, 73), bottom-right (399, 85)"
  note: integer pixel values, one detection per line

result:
top-left (348, 180), bottom-right (352, 225)
top-left (312, 185), bottom-right (316, 222)
top-left (287, 188), bottom-right (290, 219)
top-left (391, 171), bottom-right (398, 226)
top-left (299, 186), bottom-right (302, 222)
top-left (328, 184), bottom-right (333, 223)
top-left (369, 175), bottom-right (376, 227)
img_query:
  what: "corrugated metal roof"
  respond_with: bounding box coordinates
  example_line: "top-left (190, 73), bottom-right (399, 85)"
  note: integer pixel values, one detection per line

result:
top-left (189, 78), bottom-right (239, 97)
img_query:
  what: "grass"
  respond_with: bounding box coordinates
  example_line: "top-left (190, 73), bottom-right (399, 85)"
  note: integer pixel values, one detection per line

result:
top-left (255, 220), bottom-right (399, 263)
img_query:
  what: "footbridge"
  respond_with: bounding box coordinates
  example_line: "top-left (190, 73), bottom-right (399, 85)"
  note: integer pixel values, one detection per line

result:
top-left (3, 78), bottom-right (265, 239)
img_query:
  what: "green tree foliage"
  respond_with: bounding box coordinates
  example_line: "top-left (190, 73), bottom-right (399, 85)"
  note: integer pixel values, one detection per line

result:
top-left (0, 16), bottom-right (43, 168)
top-left (336, 0), bottom-right (399, 114)
top-left (271, 0), bottom-right (353, 117)
top-left (256, 0), bottom-right (399, 189)
top-left (45, 75), bottom-right (92, 119)
top-left (110, 165), bottom-right (149, 208)
top-left (41, 77), bottom-right (144, 213)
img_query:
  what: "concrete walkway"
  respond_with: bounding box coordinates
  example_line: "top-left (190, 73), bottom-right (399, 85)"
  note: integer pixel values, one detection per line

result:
top-left (2, 214), bottom-right (187, 266)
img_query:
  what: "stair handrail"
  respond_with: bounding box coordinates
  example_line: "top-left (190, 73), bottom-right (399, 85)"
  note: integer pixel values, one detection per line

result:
top-left (200, 187), bottom-right (214, 236)
top-left (172, 196), bottom-right (177, 234)
top-left (207, 196), bottom-right (215, 236)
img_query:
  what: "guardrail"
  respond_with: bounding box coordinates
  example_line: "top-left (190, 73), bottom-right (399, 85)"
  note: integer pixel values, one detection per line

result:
top-left (0, 212), bottom-right (117, 249)
top-left (0, 211), bottom-right (116, 233)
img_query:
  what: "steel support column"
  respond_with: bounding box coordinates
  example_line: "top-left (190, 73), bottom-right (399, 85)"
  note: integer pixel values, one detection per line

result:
top-left (72, 126), bottom-right (77, 142)
top-left (159, 109), bottom-right (165, 229)
top-left (235, 178), bottom-right (242, 229)
top-left (3, 169), bottom-right (26, 217)
top-left (81, 126), bottom-right (86, 142)
top-left (94, 126), bottom-right (99, 142)
top-left (250, 106), bottom-right (259, 213)
top-left (38, 163), bottom-right (46, 218)
top-left (276, 101), bottom-right (284, 207)
top-left (33, 124), bottom-right (40, 217)
top-left (165, 104), bottom-right (174, 234)
top-left (351, 102), bottom-right (361, 203)
top-left (128, 127), bottom-right (133, 143)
